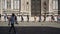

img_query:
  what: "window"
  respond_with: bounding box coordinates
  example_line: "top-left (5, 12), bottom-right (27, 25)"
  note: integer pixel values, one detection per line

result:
top-left (53, 0), bottom-right (58, 10)
top-left (2, 0), bottom-right (7, 10)
top-left (2, 0), bottom-right (20, 14)
top-left (7, 0), bottom-right (11, 9)
top-left (13, 0), bottom-right (19, 10)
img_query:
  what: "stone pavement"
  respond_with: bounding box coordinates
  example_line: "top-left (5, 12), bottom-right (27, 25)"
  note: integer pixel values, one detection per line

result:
top-left (0, 26), bottom-right (60, 34)
top-left (0, 21), bottom-right (60, 34)
top-left (0, 21), bottom-right (60, 28)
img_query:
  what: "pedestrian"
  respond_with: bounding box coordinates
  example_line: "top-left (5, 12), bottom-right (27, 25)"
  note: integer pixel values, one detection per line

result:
top-left (27, 15), bottom-right (29, 22)
top-left (57, 15), bottom-right (60, 23)
top-left (21, 15), bottom-right (24, 22)
top-left (43, 15), bottom-right (46, 22)
top-left (7, 16), bottom-right (11, 24)
top-left (4, 13), bottom-right (7, 22)
top-left (51, 15), bottom-right (55, 22)
top-left (34, 16), bottom-right (36, 22)
top-left (8, 13), bottom-right (17, 34)
top-left (39, 15), bottom-right (41, 22)
top-left (0, 14), bottom-right (1, 21)
top-left (15, 14), bottom-right (18, 24)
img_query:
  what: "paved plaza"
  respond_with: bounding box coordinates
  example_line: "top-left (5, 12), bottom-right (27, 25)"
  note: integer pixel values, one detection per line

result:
top-left (0, 21), bottom-right (60, 28)
top-left (0, 21), bottom-right (60, 34)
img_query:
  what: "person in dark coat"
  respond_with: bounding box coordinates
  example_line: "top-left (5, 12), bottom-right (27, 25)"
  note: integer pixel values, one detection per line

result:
top-left (27, 15), bottom-right (29, 22)
top-left (39, 15), bottom-right (41, 22)
top-left (43, 15), bottom-right (46, 22)
top-left (51, 15), bottom-right (55, 22)
top-left (21, 15), bottom-right (24, 22)
top-left (15, 15), bottom-right (18, 24)
top-left (0, 14), bottom-right (1, 21)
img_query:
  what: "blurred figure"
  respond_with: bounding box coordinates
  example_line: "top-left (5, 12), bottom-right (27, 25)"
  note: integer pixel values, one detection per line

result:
top-left (0, 14), bottom-right (1, 21)
top-left (7, 16), bottom-right (11, 24)
top-left (57, 15), bottom-right (60, 23)
top-left (51, 15), bottom-right (55, 22)
top-left (8, 13), bottom-right (17, 34)
top-left (43, 15), bottom-right (46, 22)
top-left (27, 15), bottom-right (29, 22)
top-left (21, 15), bottom-right (24, 22)
top-left (4, 13), bottom-right (7, 22)
top-left (39, 15), bottom-right (41, 22)
top-left (34, 16), bottom-right (36, 22)
top-left (15, 14), bottom-right (18, 24)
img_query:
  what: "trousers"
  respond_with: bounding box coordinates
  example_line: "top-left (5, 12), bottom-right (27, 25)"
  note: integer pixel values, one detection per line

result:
top-left (9, 24), bottom-right (16, 34)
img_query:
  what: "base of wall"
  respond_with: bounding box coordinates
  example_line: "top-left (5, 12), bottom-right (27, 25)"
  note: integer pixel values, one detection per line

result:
top-left (0, 16), bottom-right (57, 21)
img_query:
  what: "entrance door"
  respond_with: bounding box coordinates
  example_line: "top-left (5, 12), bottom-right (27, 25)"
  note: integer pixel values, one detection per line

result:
top-left (31, 0), bottom-right (41, 16)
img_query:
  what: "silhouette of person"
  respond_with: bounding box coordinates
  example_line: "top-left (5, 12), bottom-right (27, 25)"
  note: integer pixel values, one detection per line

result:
top-left (8, 13), bottom-right (16, 34)
top-left (7, 16), bottom-right (11, 24)
top-left (21, 15), bottom-right (24, 22)
top-left (15, 14), bottom-right (18, 24)
top-left (34, 16), bottom-right (36, 22)
top-left (57, 15), bottom-right (60, 22)
top-left (4, 13), bottom-right (7, 22)
top-left (51, 15), bottom-right (55, 22)
top-left (43, 15), bottom-right (46, 22)
top-left (27, 15), bottom-right (29, 22)
top-left (39, 15), bottom-right (41, 22)
top-left (0, 14), bottom-right (1, 21)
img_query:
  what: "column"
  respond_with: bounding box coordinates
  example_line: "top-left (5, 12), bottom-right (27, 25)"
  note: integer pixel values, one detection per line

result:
top-left (26, 0), bottom-right (30, 15)
top-left (28, 0), bottom-right (31, 16)
top-left (11, 0), bottom-right (13, 9)
top-left (1, 0), bottom-right (2, 15)
top-left (41, 0), bottom-right (44, 15)
top-left (5, 0), bottom-right (7, 9)
top-left (49, 0), bottom-right (53, 15)
top-left (21, 0), bottom-right (25, 12)
top-left (21, 0), bottom-right (31, 15)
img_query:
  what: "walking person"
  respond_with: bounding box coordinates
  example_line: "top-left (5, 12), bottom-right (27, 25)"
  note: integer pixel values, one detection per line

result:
top-left (8, 13), bottom-right (17, 34)
top-left (21, 15), bottom-right (24, 22)
top-left (43, 15), bottom-right (46, 22)
top-left (15, 14), bottom-right (18, 24)
top-left (57, 15), bottom-right (60, 23)
top-left (7, 16), bottom-right (11, 24)
top-left (4, 13), bottom-right (7, 22)
top-left (34, 16), bottom-right (36, 22)
top-left (39, 15), bottom-right (41, 22)
top-left (51, 15), bottom-right (55, 22)
top-left (27, 15), bottom-right (29, 22)
top-left (0, 14), bottom-right (1, 21)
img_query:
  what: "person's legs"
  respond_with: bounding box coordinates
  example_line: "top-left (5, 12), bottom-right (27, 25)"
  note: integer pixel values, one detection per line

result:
top-left (9, 24), bottom-right (13, 32)
top-left (12, 24), bottom-right (16, 34)
top-left (27, 18), bottom-right (29, 22)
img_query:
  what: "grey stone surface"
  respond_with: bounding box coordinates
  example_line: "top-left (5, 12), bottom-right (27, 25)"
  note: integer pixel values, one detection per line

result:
top-left (0, 21), bottom-right (60, 28)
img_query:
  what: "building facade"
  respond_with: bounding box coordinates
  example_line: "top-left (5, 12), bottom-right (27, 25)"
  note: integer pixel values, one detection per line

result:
top-left (0, 0), bottom-right (59, 16)
top-left (0, 0), bottom-right (59, 21)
